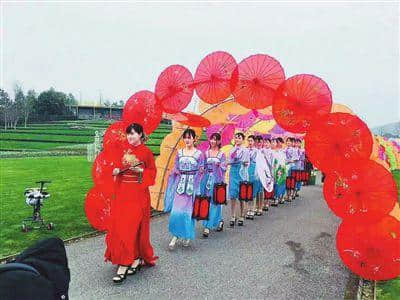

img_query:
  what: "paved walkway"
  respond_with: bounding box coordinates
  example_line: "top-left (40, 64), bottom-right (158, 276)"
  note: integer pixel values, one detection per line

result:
top-left (67, 185), bottom-right (349, 299)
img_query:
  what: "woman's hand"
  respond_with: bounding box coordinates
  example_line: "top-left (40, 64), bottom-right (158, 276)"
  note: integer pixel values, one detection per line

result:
top-left (132, 167), bottom-right (144, 173)
top-left (112, 168), bottom-right (120, 176)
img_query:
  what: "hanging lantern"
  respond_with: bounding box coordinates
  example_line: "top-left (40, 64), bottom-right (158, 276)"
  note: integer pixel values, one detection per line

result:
top-left (264, 188), bottom-right (274, 200)
top-left (286, 176), bottom-right (295, 190)
top-left (291, 170), bottom-right (297, 182)
top-left (305, 171), bottom-right (310, 183)
top-left (299, 170), bottom-right (304, 182)
top-left (239, 181), bottom-right (253, 202)
top-left (213, 183), bottom-right (227, 205)
top-left (192, 195), bottom-right (210, 220)
top-left (293, 170), bottom-right (301, 182)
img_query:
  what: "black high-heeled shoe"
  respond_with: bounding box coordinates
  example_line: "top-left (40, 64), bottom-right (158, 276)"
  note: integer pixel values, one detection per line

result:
top-left (127, 259), bottom-right (143, 276)
top-left (238, 218), bottom-right (244, 226)
top-left (203, 229), bottom-right (210, 238)
top-left (113, 266), bottom-right (129, 284)
top-left (229, 218), bottom-right (236, 227)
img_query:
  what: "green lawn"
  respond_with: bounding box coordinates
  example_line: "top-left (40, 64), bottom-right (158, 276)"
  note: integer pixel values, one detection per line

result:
top-left (0, 120), bottom-right (171, 154)
top-left (0, 156), bottom-right (94, 258)
top-left (0, 129), bottom-right (97, 136)
top-left (0, 132), bottom-right (94, 143)
top-left (0, 141), bottom-right (89, 151)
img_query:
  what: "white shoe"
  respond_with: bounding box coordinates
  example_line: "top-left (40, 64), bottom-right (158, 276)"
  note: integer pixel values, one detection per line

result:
top-left (182, 239), bottom-right (190, 247)
top-left (169, 236), bottom-right (178, 250)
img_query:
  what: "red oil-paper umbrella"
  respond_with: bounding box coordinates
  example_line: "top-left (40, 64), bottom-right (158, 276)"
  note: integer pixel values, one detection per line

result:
top-left (336, 217), bottom-right (400, 280)
top-left (155, 64), bottom-right (194, 113)
top-left (162, 112), bottom-right (189, 122)
top-left (231, 54), bottom-right (285, 109)
top-left (273, 74), bottom-right (332, 133)
top-left (85, 186), bottom-right (111, 231)
top-left (92, 151), bottom-right (116, 198)
top-left (194, 51), bottom-right (237, 104)
top-left (323, 159), bottom-right (397, 223)
top-left (305, 112), bottom-right (373, 171)
top-left (178, 112), bottom-right (211, 127)
top-left (122, 90), bottom-right (162, 135)
top-left (102, 121), bottom-right (129, 154)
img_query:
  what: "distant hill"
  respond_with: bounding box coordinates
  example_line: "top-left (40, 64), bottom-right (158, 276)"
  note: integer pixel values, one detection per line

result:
top-left (372, 121), bottom-right (400, 138)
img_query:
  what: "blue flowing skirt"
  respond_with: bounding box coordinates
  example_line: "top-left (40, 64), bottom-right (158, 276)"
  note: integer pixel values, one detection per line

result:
top-left (168, 193), bottom-right (196, 240)
top-left (229, 164), bottom-right (241, 200)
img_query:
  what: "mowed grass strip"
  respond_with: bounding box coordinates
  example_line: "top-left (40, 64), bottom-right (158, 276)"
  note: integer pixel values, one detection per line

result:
top-left (0, 141), bottom-right (87, 151)
top-left (0, 130), bottom-right (96, 136)
top-left (0, 156), bottom-right (95, 258)
top-left (0, 133), bottom-right (94, 143)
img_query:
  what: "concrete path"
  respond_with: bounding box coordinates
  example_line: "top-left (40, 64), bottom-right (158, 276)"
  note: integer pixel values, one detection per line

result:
top-left (67, 185), bottom-right (349, 299)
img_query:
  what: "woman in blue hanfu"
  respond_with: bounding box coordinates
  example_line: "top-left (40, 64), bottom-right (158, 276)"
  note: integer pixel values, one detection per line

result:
top-left (285, 137), bottom-right (299, 201)
top-left (294, 138), bottom-right (305, 197)
top-left (200, 132), bottom-right (227, 238)
top-left (259, 137), bottom-right (274, 211)
top-left (164, 128), bottom-right (205, 250)
top-left (272, 137), bottom-right (287, 205)
top-left (245, 135), bottom-right (259, 220)
top-left (228, 132), bottom-right (249, 227)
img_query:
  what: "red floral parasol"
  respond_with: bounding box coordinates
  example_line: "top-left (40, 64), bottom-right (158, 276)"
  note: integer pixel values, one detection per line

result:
top-left (231, 54), bottom-right (285, 109)
top-left (323, 159), bottom-right (397, 223)
top-left (91, 151), bottom-right (115, 198)
top-left (305, 113), bottom-right (373, 171)
top-left (273, 74), bottom-right (332, 133)
top-left (122, 90), bottom-right (162, 135)
top-left (155, 65), bottom-right (194, 113)
top-left (84, 186), bottom-right (111, 231)
top-left (162, 112), bottom-right (189, 122)
top-left (102, 121), bottom-right (129, 154)
top-left (194, 51), bottom-right (237, 104)
top-left (178, 112), bottom-right (211, 127)
top-left (336, 217), bottom-right (400, 280)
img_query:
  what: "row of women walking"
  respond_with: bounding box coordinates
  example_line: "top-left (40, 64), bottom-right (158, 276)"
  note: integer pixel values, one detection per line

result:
top-left (103, 123), bottom-right (308, 284)
top-left (164, 129), bottom-right (307, 250)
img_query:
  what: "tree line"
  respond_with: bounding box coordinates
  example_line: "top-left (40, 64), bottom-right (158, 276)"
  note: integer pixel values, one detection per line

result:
top-left (0, 85), bottom-right (124, 129)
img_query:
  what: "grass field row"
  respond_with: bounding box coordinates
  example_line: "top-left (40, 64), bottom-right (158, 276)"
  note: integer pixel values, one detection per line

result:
top-left (0, 130), bottom-right (96, 136)
top-left (0, 141), bottom-right (161, 153)
top-left (0, 129), bottom-right (172, 136)
top-left (1, 133), bottom-right (94, 143)
top-left (23, 123), bottom-right (172, 129)
top-left (0, 141), bottom-right (87, 151)
top-left (1, 135), bottom-right (166, 145)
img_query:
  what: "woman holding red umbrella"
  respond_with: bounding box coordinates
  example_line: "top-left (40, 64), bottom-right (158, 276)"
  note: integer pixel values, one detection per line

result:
top-left (104, 123), bottom-right (158, 284)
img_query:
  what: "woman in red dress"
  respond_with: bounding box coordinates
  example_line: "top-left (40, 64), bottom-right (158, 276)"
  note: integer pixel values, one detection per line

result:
top-left (104, 123), bottom-right (158, 284)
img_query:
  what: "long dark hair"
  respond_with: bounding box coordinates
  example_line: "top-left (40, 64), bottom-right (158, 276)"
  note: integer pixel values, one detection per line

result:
top-left (209, 132), bottom-right (222, 149)
top-left (126, 123), bottom-right (146, 142)
top-left (235, 132), bottom-right (245, 140)
top-left (182, 128), bottom-right (196, 139)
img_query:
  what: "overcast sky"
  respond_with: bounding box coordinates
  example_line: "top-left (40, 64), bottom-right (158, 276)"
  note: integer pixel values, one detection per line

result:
top-left (2, 1), bottom-right (399, 127)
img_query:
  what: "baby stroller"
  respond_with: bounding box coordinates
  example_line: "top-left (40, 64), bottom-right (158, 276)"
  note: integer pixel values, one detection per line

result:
top-left (22, 181), bottom-right (54, 232)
